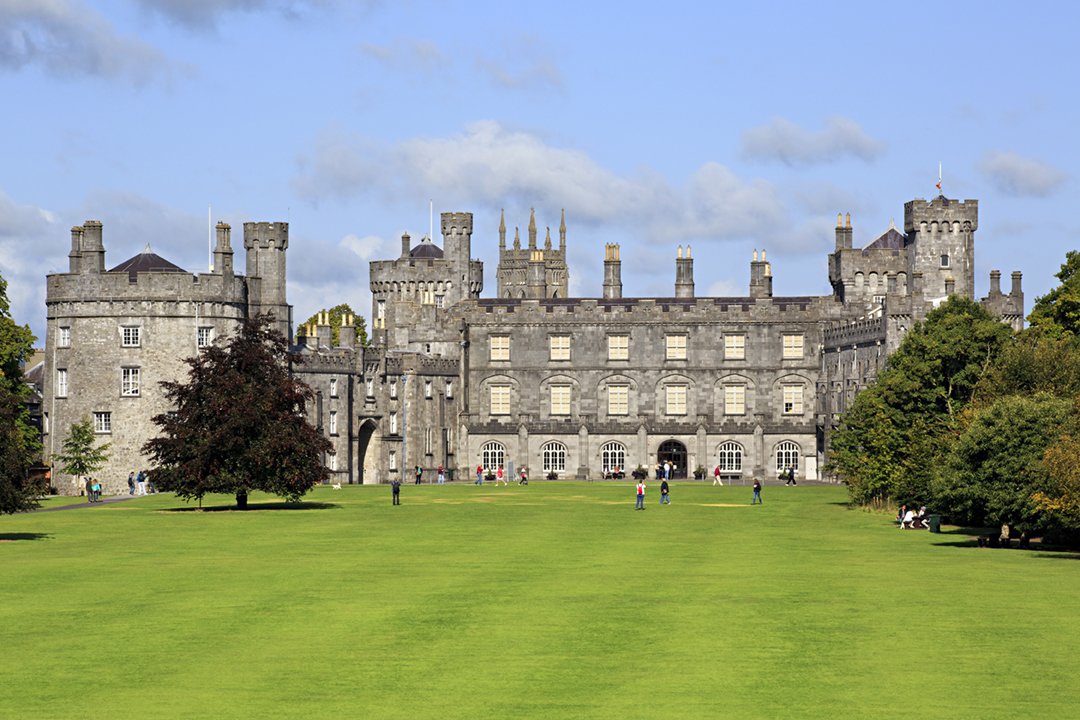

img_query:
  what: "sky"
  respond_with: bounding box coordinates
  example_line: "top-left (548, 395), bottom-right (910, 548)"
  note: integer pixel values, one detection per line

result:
top-left (2, 0), bottom-right (1077, 344)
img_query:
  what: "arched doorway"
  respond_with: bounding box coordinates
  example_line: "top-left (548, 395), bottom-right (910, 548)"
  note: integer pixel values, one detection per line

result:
top-left (657, 440), bottom-right (687, 479)
top-left (357, 419), bottom-right (381, 484)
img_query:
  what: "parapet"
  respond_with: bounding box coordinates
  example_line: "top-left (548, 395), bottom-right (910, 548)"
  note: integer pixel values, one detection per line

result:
top-left (904, 197), bottom-right (978, 232)
top-left (243, 221), bottom-right (289, 250)
top-left (440, 212), bottom-right (473, 236)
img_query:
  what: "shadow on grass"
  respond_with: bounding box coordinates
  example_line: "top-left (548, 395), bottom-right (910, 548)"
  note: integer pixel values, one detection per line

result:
top-left (160, 501), bottom-right (340, 513)
top-left (0, 532), bottom-right (52, 542)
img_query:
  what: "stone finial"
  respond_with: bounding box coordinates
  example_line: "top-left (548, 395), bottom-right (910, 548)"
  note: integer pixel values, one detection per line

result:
top-left (499, 208), bottom-right (506, 247)
top-left (545, 226), bottom-right (552, 251)
top-left (559, 208), bottom-right (566, 247)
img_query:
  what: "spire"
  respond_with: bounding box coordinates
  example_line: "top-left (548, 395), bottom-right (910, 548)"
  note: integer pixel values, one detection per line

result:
top-left (545, 226), bottom-right (552, 251)
top-left (499, 208), bottom-right (506, 248)
top-left (559, 208), bottom-right (566, 248)
top-left (144, 243), bottom-right (152, 253)
top-left (513, 226), bottom-right (521, 250)
top-left (528, 206), bottom-right (537, 248)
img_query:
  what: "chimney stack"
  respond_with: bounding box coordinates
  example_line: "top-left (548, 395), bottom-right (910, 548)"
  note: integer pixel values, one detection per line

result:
top-left (675, 245), bottom-right (695, 298)
top-left (603, 244), bottom-right (623, 299)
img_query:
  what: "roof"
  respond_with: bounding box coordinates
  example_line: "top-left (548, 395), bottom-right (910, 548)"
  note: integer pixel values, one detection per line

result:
top-left (24, 361), bottom-right (44, 385)
top-left (862, 219), bottom-right (905, 256)
top-left (410, 236), bottom-right (443, 259)
top-left (108, 244), bottom-right (189, 281)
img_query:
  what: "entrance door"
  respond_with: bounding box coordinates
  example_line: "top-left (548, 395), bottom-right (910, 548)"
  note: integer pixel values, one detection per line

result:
top-left (657, 440), bottom-right (687, 479)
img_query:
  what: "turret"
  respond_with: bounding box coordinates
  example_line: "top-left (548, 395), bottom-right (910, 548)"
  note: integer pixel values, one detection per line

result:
top-left (904, 196), bottom-right (977, 299)
top-left (603, 244), bottom-right (623, 299)
top-left (527, 250), bottom-right (547, 298)
top-left (243, 221), bottom-right (291, 337)
top-left (749, 249), bottom-right (773, 298)
top-left (675, 245), bottom-right (694, 298)
top-left (440, 211), bottom-right (473, 303)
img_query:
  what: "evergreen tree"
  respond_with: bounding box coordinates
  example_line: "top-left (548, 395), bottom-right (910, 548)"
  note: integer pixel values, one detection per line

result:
top-left (55, 416), bottom-right (112, 479)
top-left (300, 303), bottom-right (369, 348)
top-left (143, 314), bottom-right (331, 508)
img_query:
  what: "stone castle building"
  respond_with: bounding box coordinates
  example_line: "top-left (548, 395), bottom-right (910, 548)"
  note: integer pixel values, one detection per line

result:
top-left (42, 193), bottom-right (1024, 494)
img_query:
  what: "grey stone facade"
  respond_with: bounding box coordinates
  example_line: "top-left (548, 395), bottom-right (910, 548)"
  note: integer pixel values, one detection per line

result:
top-left (41, 193), bottom-right (1025, 493)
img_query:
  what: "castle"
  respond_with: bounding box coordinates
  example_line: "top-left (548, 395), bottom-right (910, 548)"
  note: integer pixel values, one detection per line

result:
top-left (42, 194), bottom-right (1024, 494)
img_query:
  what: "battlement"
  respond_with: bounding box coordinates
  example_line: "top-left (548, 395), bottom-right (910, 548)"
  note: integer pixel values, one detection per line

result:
top-left (823, 317), bottom-right (886, 347)
top-left (904, 197), bottom-right (978, 232)
top-left (243, 221), bottom-right (289, 250)
top-left (46, 267), bottom-right (249, 305)
top-left (457, 295), bottom-right (838, 323)
top-left (440, 212), bottom-right (473, 236)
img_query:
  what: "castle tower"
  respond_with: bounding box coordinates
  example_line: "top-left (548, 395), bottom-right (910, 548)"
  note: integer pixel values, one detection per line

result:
top-left (749, 250), bottom-right (773, 298)
top-left (243, 221), bottom-right (291, 338)
top-left (527, 250), bottom-right (547, 298)
top-left (603, 244), bottom-right (622, 299)
top-left (675, 245), bottom-right (695, 298)
top-left (440, 211), bottom-right (477, 303)
top-left (904, 196), bottom-right (977, 300)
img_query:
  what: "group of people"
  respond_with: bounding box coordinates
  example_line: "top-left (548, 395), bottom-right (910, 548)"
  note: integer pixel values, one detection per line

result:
top-left (83, 477), bottom-right (102, 502)
top-left (473, 465), bottom-right (529, 486)
top-left (127, 470), bottom-right (155, 496)
top-left (653, 462), bottom-right (677, 480)
top-left (897, 505), bottom-right (931, 529)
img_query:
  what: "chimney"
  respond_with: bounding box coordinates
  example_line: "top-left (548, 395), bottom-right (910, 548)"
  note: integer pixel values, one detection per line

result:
top-left (400, 232), bottom-right (411, 260)
top-left (339, 313), bottom-right (355, 350)
top-left (316, 312), bottom-right (332, 349)
top-left (835, 213), bottom-right (853, 250)
top-left (304, 324), bottom-right (318, 351)
top-left (675, 245), bottom-right (695, 298)
top-left (749, 249), bottom-right (773, 298)
top-left (989, 270), bottom-right (1002, 297)
top-left (214, 222), bottom-right (233, 276)
top-left (69, 225), bottom-right (84, 274)
top-left (603, 244), bottom-right (623, 299)
top-left (80, 220), bottom-right (105, 274)
top-left (1010, 271), bottom-right (1024, 303)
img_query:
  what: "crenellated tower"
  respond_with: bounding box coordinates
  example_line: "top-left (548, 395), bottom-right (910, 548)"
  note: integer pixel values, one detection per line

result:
top-left (904, 195), bottom-right (977, 301)
top-left (243, 221), bottom-right (292, 338)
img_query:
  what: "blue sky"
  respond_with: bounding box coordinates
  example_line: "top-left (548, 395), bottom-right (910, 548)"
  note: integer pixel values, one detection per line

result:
top-left (2, 0), bottom-right (1076, 343)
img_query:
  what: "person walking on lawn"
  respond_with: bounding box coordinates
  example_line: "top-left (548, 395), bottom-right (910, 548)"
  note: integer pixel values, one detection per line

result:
top-left (636, 480), bottom-right (646, 510)
top-left (752, 478), bottom-right (762, 505)
top-left (476, 465), bottom-right (483, 484)
top-left (391, 478), bottom-right (401, 505)
top-left (661, 479), bottom-right (670, 504)
top-left (437, 464), bottom-right (444, 485)
top-left (713, 466), bottom-right (723, 486)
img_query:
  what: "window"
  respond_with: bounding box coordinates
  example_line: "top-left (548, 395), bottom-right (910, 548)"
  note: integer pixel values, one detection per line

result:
top-left (327, 453), bottom-right (337, 471)
top-left (550, 335), bottom-right (570, 361)
top-left (377, 299), bottom-right (386, 319)
top-left (425, 343), bottom-right (432, 354)
top-left (366, 378), bottom-right (374, 397)
top-left (490, 335), bottom-right (510, 361)
top-left (390, 381), bottom-right (397, 399)
top-left (122, 326), bottom-right (141, 347)
top-left (550, 385), bottom-right (571, 415)
top-left (783, 385), bottom-right (803, 414)
top-left (329, 411), bottom-right (337, 435)
top-left (329, 378), bottom-right (338, 397)
top-left (724, 385), bottom-right (745, 414)
top-left (666, 334), bottom-right (687, 359)
top-left (94, 412), bottom-right (111, 433)
top-left (602, 442), bottom-right (626, 473)
top-left (435, 294), bottom-right (445, 308)
top-left (56, 369), bottom-right (68, 397)
top-left (59, 327), bottom-right (70, 347)
top-left (490, 385), bottom-right (510, 415)
top-left (197, 327), bottom-right (213, 348)
top-left (482, 442), bottom-right (505, 472)
top-left (421, 290), bottom-right (434, 305)
top-left (542, 442), bottom-right (567, 473)
top-left (718, 442), bottom-right (743, 472)
top-left (941, 254), bottom-right (949, 268)
top-left (446, 380), bottom-right (453, 398)
top-left (121, 368), bottom-right (140, 396)
top-left (783, 334), bottom-right (803, 359)
top-left (725, 334), bottom-right (745, 359)
top-left (389, 450), bottom-right (397, 471)
top-left (608, 385), bottom-right (629, 415)
top-left (43, 413), bottom-right (48, 434)
top-left (666, 384), bottom-right (687, 415)
top-left (424, 380), bottom-right (432, 398)
top-left (389, 412), bottom-right (397, 435)
top-left (608, 335), bottom-right (629, 360)
top-left (775, 441), bottom-right (800, 471)
top-left (425, 428), bottom-right (433, 455)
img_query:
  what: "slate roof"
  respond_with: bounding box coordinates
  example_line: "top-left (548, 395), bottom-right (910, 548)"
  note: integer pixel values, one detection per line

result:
top-left (410, 236), bottom-right (444, 259)
top-left (861, 219), bottom-right (905, 256)
top-left (108, 244), bottom-right (189, 281)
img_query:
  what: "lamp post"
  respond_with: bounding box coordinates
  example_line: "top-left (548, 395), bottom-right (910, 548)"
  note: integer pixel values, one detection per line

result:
top-left (400, 373), bottom-right (407, 481)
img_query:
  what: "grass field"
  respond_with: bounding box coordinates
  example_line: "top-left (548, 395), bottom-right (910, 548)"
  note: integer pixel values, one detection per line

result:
top-left (3, 482), bottom-right (1079, 719)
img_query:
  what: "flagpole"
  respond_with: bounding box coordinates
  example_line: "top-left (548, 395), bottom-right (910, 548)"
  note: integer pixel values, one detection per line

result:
top-left (208, 205), bottom-right (213, 271)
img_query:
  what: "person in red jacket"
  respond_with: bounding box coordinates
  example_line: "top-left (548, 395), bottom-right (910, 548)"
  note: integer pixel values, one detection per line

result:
top-left (476, 465), bottom-right (483, 485)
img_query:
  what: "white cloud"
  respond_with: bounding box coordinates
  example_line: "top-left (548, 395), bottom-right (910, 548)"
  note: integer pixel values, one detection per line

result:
top-left (0, 189), bottom-right (66, 342)
top-left (474, 34), bottom-right (564, 93)
top-left (133, 0), bottom-right (364, 29)
top-left (359, 36), bottom-right (449, 77)
top-left (707, 279), bottom-right (742, 297)
top-left (0, 0), bottom-right (179, 85)
top-left (291, 120), bottom-right (790, 245)
top-left (975, 150), bottom-right (1070, 197)
top-left (740, 116), bottom-right (887, 166)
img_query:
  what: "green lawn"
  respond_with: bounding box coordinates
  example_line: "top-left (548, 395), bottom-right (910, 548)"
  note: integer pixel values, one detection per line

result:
top-left (2, 482), bottom-right (1078, 719)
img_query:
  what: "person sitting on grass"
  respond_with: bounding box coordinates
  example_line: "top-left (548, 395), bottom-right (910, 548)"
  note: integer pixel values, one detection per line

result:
top-left (901, 508), bottom-right (915, 529)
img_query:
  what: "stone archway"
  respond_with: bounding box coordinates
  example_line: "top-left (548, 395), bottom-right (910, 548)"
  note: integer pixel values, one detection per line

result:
top-left (357, 419), bottom-right (382, 484)
top-left (657, 440), bottom-right (687, 479)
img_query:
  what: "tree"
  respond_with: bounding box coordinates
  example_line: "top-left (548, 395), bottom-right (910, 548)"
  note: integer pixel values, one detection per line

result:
top-left (1033, 424), bottom-right (1080, 542)
top-left (300, 303), bottom-right (369, 348)
top-left (143, 314), bottom-right (332, 508)
top-left (1028, 250), bottom-right (1080, 337)
top-left (935, 394), bottom-right (1072, 533)
top-left (975, 331), bottom-right (1080, 403)
top-left (0, 270), bottom-right (38, 453)
top-left (0, 383), bottom-right (42, 514)
top-left (827, 296), bottom-right (1013, 506)
top-left (55, 416), bottom-right (112, 479)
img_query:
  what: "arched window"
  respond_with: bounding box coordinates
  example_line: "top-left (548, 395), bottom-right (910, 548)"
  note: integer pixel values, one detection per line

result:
top-left (717, 442), bottom-right (742, 472)
top-left (482, 442), bottom-right (505, 472)
top-left (775, 441), bottom-right (799, 472)
top-left (601, 442), bottom-right (626, 472)
top-left (542, 441), bottom-right (566, 473)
